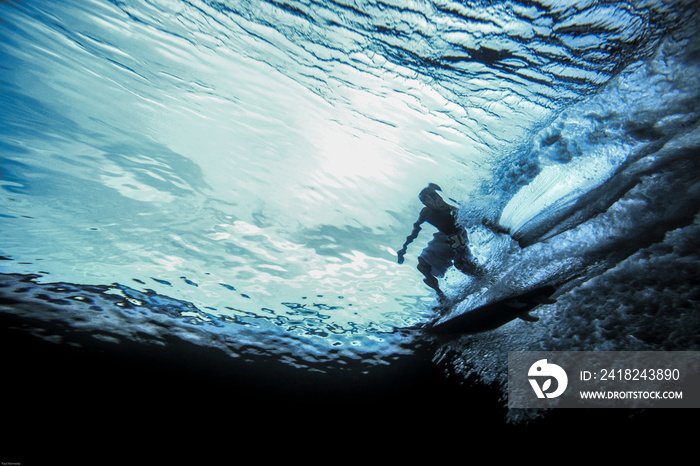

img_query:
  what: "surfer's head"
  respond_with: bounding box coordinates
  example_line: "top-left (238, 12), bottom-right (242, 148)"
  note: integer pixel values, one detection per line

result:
top-left (419, 183), bottom-right (445, 209)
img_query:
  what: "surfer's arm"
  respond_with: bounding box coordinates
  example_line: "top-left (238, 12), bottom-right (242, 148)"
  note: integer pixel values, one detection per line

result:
top-left (397, 212), bottom-right (425, 264)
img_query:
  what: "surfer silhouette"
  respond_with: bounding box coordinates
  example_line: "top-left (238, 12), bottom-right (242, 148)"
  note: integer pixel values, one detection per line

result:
top-left (397, 183), bottom-right (484, 302)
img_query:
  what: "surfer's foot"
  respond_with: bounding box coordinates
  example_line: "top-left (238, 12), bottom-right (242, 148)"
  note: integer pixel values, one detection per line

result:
top-left (436, 292), bottom-right (459, 315)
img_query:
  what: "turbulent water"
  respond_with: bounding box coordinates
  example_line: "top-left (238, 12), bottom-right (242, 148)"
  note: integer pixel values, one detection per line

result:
top-left (2, 0), bottom-right (699, 422)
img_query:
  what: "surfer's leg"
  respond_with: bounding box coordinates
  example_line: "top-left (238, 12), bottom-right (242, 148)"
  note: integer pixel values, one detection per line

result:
top-left (417, 256), bottom-right (446, 301)
top-left (453, 246), bottom-right (485, 277)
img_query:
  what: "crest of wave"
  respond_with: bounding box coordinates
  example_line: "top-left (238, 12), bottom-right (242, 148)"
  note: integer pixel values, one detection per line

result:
top-left (429, 27), bottom-right (700, 423)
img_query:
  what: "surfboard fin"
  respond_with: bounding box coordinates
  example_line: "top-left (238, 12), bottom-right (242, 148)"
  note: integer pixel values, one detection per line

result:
top-left (518, 312), bottom-right (539, 322)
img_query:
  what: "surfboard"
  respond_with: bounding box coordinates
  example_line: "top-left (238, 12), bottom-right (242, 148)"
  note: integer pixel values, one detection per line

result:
top-left (425, 285), bottom-right (557, 335)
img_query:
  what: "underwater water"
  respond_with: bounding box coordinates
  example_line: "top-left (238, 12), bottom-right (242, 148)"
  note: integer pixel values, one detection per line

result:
top-left (2, 0), bottom-right (699, 454)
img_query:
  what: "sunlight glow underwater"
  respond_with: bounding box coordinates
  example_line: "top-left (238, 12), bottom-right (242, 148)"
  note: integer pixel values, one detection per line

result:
top-left (1, 0), bottom-right (699, 424)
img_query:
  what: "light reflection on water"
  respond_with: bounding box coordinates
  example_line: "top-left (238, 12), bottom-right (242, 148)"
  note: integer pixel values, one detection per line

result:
top-left (2, 0), bottom-right (697, 372)
top-left (0, 0), bottom-right (468, 351)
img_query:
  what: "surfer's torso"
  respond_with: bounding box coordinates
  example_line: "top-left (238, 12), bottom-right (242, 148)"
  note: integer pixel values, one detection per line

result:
top-left (418, 205), bottom-right (461, 237)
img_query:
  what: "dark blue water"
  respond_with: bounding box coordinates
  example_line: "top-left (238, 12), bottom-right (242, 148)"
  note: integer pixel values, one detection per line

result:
top-left (1, 0), bottom-right (698, 458)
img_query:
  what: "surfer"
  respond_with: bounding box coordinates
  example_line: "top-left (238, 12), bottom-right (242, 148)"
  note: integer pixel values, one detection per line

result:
top-left (396, 183), bottom-right (484, 302)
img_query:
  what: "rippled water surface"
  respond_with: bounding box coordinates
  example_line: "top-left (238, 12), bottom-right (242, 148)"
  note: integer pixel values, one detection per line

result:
top-left (2, 0), bottom-right (699, 434)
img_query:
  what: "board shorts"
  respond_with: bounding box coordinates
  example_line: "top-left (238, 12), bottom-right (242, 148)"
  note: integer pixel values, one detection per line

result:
top-left (420, 231), bottom-right (478, 277)
top-left (420, 232), bottom-right (457, 278)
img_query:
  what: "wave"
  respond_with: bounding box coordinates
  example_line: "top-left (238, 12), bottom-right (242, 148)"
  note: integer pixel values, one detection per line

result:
top-left (1, 0), bottom-right (698, 428)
